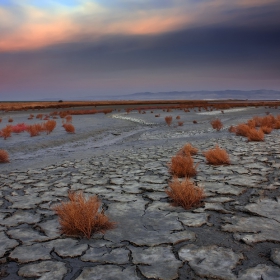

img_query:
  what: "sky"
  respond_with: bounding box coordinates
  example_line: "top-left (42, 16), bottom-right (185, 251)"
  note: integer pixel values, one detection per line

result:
top-left (0, 0), bottom-right (280, 100)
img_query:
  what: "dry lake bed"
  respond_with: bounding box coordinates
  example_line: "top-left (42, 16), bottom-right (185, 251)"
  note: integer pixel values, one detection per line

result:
top-left (1, 105), bottom-right (280, 279)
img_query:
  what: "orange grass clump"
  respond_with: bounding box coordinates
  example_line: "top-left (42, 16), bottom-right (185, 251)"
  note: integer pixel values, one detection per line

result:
top-left (178, 121), bottom-right (184, 126)
top-left (211, 119), bottom-right (223, 131)
top-left (26, 123), bottom-right (44, 137)
top-left (247, 128), bottom-right (264, 141)
top-left (235, 124), bottom-right (250, 137)
top-left (0, 125), bottom-right (12, 139)
top-left (53, 192), bottom-right (115, 239)
top-left (0, 150), bottom-right (9, 163)
top-left (166, 178), bottom-right (205, 210)
top-left (228, 125), bottom-right (236, 133)
top-left (8, 118), bottom-right (13, 123)
top-left (180, 143), bottom-right (198, 156)
top-left (165, 116), bottom-right (172, 126)
top-left (169, 154), bottom-right (197, 177)
top-left (44, 120), bottom-right (56, 134)
top-left (63, 123), bottom-right (75, 133)
top-left (204, 145), bottom-right (230, 165)
top-left (65, 115), bottom-right (72, 123)
top-left (176, 116), bottom-right (180, 119)
top-left (261, 126), bottom-right (272, 134)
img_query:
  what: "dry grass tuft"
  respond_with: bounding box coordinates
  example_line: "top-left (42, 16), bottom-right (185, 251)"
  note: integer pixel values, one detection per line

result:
top-left (228, 125), bottom-right (236, 133)
top-left (11, 123), bottom-right (28, 133)
top-left (165, 116), bottom-right (172, 126)
top-left (166, 178), bottom-right (205, 210)
top-left (53, 191), bottom-right (115, 239)
top-left (26, 123), bottom-right (44, 137)
top-left (178, 121), bottom-right (184, 126)
top-left (261, 126), bottom-right (272, 134)
top-left (8, 118), bottom-right (13, 123)
top-left (169, 154), bottom-right (198, 177)
top-left (235, 124), bottom-right (250, 137)
top-left (247, 128), bottom-right (264, 141)
top-left (0, 118), bottom-right (2, 123)
top-left (180, 143), bottom-right (198, 156)
top-left (0, 150), bottom-right (9, 163)
top-left (63, 123), bottom-right (75, 133)
top-left (211, 119), bottom-right (223, 131)
top-left (155, 114), bottom-right (160, 117)
top-left (193, 120), bottom-right (197, 124)
top-left (176, 116), bottom-right (180, 119)
top-left (204, 145), bottom-right (230, 165)
top-left (0, 125), bottom-right (12, 139)
top-left (44, 120), bottom-right (56, 134)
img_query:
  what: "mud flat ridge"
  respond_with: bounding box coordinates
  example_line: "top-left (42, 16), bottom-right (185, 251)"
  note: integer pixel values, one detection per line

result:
top-left (1, 106), bottom-right (280, 279)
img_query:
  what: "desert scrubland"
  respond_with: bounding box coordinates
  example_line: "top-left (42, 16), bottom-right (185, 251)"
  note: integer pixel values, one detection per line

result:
top-left (1, 100), bottom-right (280, 279)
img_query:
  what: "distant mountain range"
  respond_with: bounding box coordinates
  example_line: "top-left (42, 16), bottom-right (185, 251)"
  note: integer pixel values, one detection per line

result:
top-left (79, 90), bottom-right (280, 101)
top-left (41, 90), bottom-right (280, 101)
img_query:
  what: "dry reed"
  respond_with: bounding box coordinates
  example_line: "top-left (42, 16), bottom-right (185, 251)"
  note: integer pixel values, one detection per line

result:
top-left (169, 154), bottom-right (197, 177)
top-left (166, 178), bottom-right (205, 210)
top-left (165, 116), bottom-right (172, 126)
top-left (211, 119), bottom-right (223, 131)
top-left (53, 191), bottom-right (115, 239)
top-left (204, 145), bottom-right (230, 165)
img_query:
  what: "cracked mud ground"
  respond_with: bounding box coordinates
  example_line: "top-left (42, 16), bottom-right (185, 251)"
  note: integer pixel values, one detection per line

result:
top-left (1, 107), bottom-right (280, 279)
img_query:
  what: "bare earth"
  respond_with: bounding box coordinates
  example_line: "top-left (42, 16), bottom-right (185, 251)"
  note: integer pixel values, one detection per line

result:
top-left (1, 106), bottom-right (280, 279)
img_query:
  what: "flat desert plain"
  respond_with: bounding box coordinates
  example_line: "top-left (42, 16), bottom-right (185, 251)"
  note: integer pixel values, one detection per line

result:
top-left (1, 103), bottom-right (280, 280)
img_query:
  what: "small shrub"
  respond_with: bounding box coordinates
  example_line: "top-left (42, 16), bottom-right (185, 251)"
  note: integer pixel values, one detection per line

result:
top-left (247, 119), bottom-right (256, 128)
top-left (211, 119), bottom-right (223, 131)
top-left (169, 154), bottom-right (197, 177)
top-left (0, 125), bottom-right (12, 139)
top-left (180, 143), bottom-right (198, 156)
top-left (63, 123), bottom-right (75, 133)
top-left (204, 145), bottom-right (230, 165)
top-left (65, 115), bottom-right (72, 123)
top-left (0, 150), bottom-right (9, 163)
top-left (11, 123), bottom-right (28, 133)
top-left (261, 126), bottom-right (272, 134)
top-left (178, 121), bottom-right (183, 126)
top-left (176, 116), bottom-right (180, 120)
top-left (8, 118), bottom-right (13, 123)
top-left (193, 120), bottom-right (197, 124)
top-left (44, 120), bottom-right (56, 134)
top-left (155, 114), bottom-right (160, 117)
top-left (53, 191), bottom-right (115, 239)
top-left (0, 118), bottom-right (2, 123)
top-left (166, 178), bottom-right (205, 210)
top-left (26, 123), bottom-right (44, 137)
top-left (36, 114), bottom-right (43, 120)
top-left (228, 125), bottom-right (236, 133)
top-left (165, 116), bottom-right (172, 126)
top-left (247, 128), bottom-right (264, 141)
top-left (235, 124), bottom-right (250, 137)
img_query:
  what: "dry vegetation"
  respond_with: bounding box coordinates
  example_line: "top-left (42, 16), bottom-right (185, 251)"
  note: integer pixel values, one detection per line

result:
top-left (166, 178), bottom-right (205, 210)
top-left (180, 143), bottom-right (198, 156)
top-left (63, 123), bottom-right (75, 133)
top-left (53, 191), bottom-right (115, 239)
top-left (0, 125), bottom-right (12, 140)
top-left (169, 154), bottom-right (197, 177)
top-left (204, 145), bottom-right (230, 165)
top-left (178, 121), bottom-right (184, 126)
top-left (165, 116), bottom-right (173, 126)
top-left (211, 119), bottom-right (223, 131)
top-left (247, 128), bottom-right (264, 142)
top-left (0, 150), bottom-right (9, 163)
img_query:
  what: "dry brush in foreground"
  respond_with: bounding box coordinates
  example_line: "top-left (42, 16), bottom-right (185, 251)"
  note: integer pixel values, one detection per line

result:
top-left (53, 191), bottom-right (115, 239)
top-left (204, 145), bottom-right (230, 165)
top-left (165, 116), bottom-right (172, 126)
top-left (166, 178), bottom-right (205, 210)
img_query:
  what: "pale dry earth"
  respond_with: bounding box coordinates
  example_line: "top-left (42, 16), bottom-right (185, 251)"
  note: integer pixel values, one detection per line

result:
top-left (1, 106), bottom-right (280, 279)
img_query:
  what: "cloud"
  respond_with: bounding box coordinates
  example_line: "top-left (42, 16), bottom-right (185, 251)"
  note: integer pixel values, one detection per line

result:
top-left (0, 0), bottom-right (279, 51)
